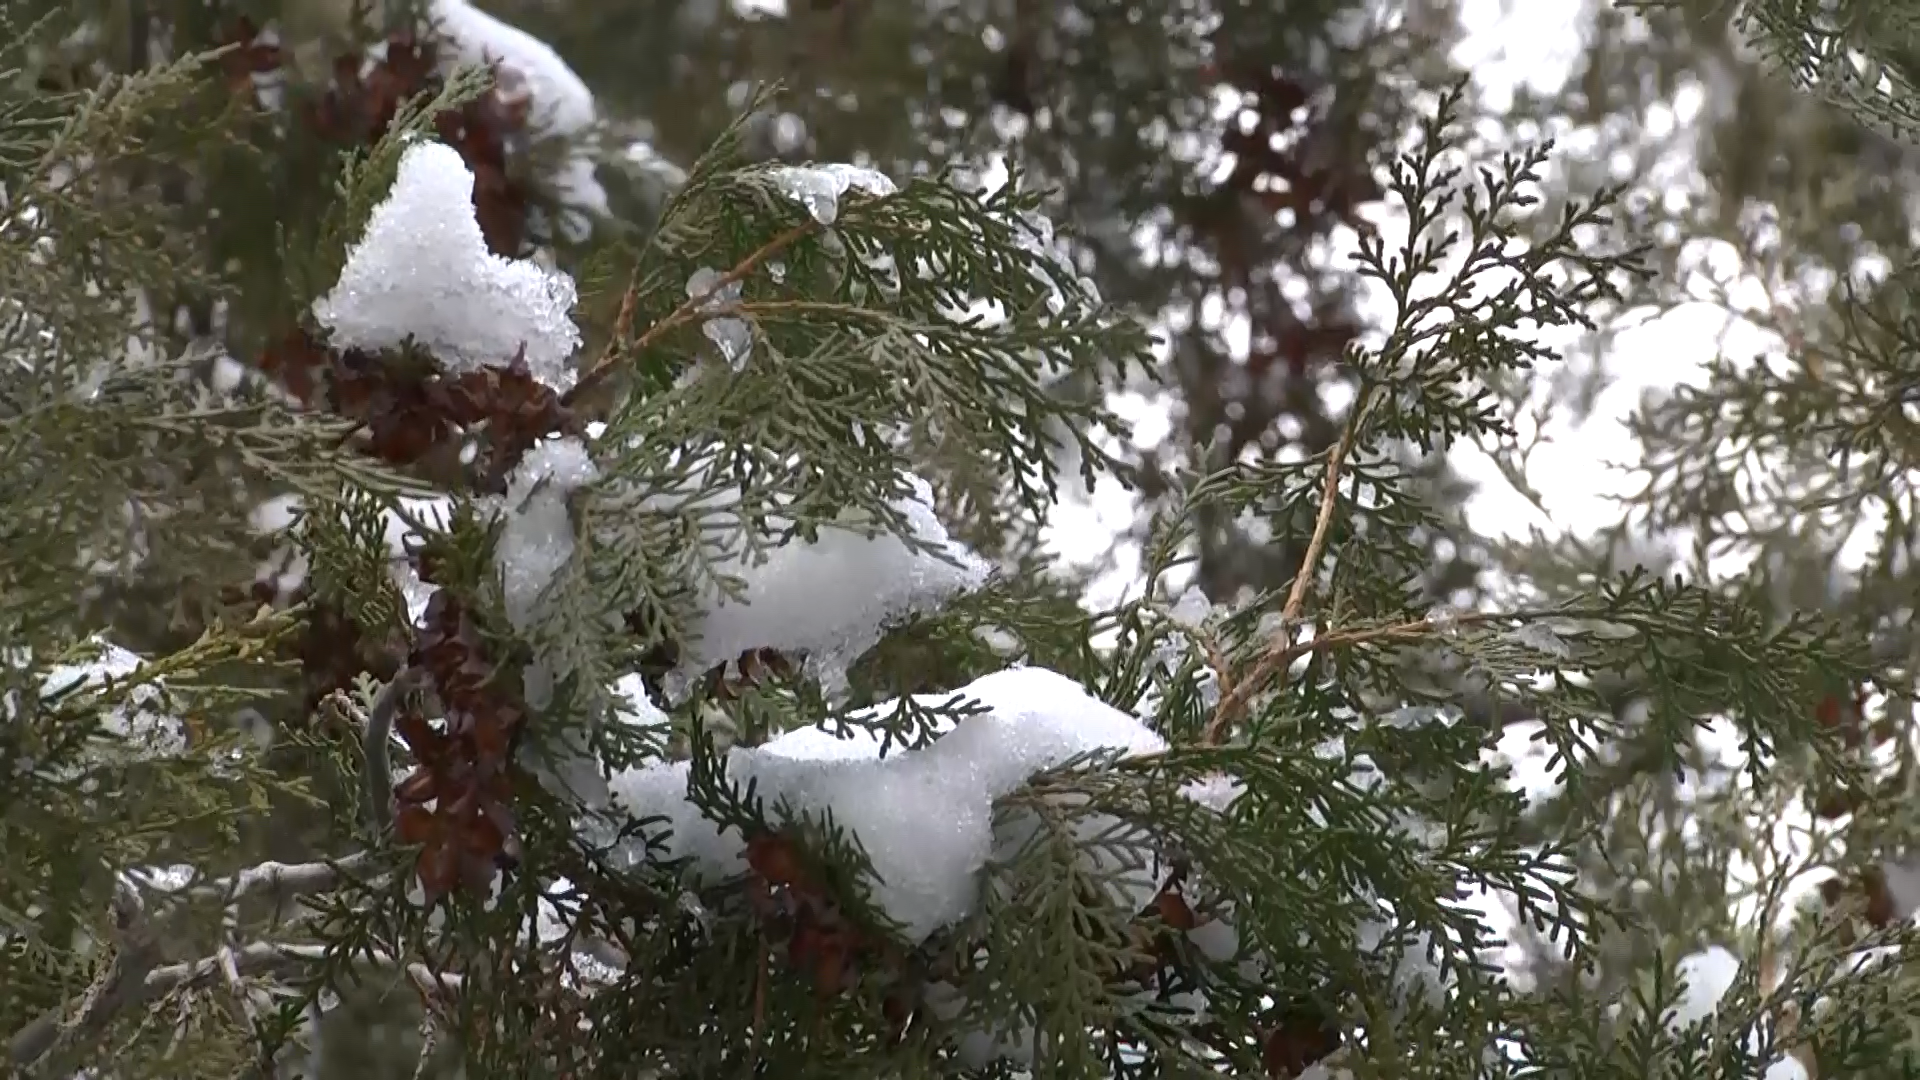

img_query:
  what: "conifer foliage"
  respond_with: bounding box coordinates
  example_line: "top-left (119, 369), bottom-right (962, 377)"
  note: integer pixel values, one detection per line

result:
top-left (2, 1), bottom-right (1916, 1078)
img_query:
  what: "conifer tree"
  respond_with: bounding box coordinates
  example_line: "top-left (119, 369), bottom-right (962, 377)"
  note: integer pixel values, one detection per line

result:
top-left (4, 2), bottom-right (1918, 1080)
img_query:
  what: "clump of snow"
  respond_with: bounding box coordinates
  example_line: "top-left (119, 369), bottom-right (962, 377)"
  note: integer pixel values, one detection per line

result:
top-left (764, 163), bottom-right (897, 226)
top-left (493, 436), bottom-right (598, 630)
top-left (42, 640), bottom-right (184, 757)
top-left (614, 673), bottom-right (668, 730)
top-left (1766, 1057), bottom-right (1810, 1080)
top-left (1357, 913), bottom-right (1451, 1008)
top-left (430, 0), bottom-right (592, 135)
top-left (922, 981), bottom-right (1036, 1069)
top-left (606, 666), bottom-right (1166, 943)
top-left (248, 492), bottom-right (449, 627)
top-left (1187, 916), bottom-right (1240, 963)
top-left (313, 141), bottom-right (582, 391)
top-left (685, 266), bottom-right (752, 369)
top-left (1168, 584), bottom-right (1212, 630)
top-left (126, 864), bottom-right (197, 892)
top-left (428, 0), bottom-right (607, 228)
top-left (1667, 945), bottom-right (1742, 1029)
top-left (1179, 773), bottom-right (1246, 813)
top-left (1877, 854), bottom-right (1920, 922)
top-left (664, 473), bottom-right (990, 699)
top-left (626, 140), bottom-right (688, 189)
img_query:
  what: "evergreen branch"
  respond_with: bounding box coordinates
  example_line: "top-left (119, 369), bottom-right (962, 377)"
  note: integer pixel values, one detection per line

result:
top-left (8, 880), bottom-right (163, 1070)
top-left (138, 942), bottom-right (462, 998)
top-left (565, 221), bottom-right (818, 408)
top-left (9, 938), bottom-right (460, 1070)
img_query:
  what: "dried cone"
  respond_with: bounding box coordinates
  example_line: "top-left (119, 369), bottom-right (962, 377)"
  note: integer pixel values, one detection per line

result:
top-left (246, 26), bottom-right (558, 906)
top-left (389, 593), bottom-right (530, 901)
top-left (217, 17), bottom-right (284, 96)
top-left (1262, 1003), bottom-right (1342, 1078)
top-left (744, 830), bottom-right (887, 997)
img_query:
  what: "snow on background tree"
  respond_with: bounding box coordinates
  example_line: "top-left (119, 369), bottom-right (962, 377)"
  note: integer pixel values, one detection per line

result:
top-left (4, 1), bottom-right (1919, 1079)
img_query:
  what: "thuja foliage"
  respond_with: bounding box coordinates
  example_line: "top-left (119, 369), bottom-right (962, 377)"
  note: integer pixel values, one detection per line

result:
top-left (1459, 0), bottom-right (1920, 1073)
top-left (1, 3), bottom-right (1914, 1080)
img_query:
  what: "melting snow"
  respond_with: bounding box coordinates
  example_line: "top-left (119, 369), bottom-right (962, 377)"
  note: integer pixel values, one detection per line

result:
top-left (685, 266), bottom-right (752, 369)
top-left (764, 163), bottom-right (897, 226)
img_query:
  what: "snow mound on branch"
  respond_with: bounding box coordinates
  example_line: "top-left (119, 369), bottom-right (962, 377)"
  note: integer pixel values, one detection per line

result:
top-left (664, 473), bottom-right (990, 699)
top-left (1666, 944), bottom-right (1741, 1029)
top-left (429, 0), bottom-right (608, 228)
top-left (312, 140), bottom-right (581, 391)
top-left (430, 0), bottom-right (593, 137)
top-left (607, 665), bottom-right (1167, 942)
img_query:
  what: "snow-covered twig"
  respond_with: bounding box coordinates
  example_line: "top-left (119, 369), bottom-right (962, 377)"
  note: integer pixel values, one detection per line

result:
top-left (8, 852), bottom-right (381, 1069)
top-left (144, 940), bottom-right (460, 997)
top-left (172, 851), bottom-right (380, 911)
top-left (213, 943), bottom-right (261, 1030)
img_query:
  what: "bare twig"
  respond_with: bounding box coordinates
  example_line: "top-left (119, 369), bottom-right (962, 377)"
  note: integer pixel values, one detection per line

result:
top-left (1203, 391), bottom-right (1376, 743)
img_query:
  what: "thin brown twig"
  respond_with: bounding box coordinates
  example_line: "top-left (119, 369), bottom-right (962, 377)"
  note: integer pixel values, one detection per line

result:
top-left (564, 221), bottom-right (818, 408)
top-left (594, 277), bottom-right (640, 375)
top-left (1203, 393), bottom-right (1373, 744)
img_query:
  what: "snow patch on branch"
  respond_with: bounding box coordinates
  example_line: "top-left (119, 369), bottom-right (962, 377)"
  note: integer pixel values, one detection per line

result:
top-left (664, 473), bottom-right (990, 699)
top-left (430, 0), bottom-right (594, 138)
top-left (41, 640), bottom-right (184, 757)
top-left (429, 0), bottom-right (608, 231)
top-left (493, 436), bottom-right (598, 630)
top-left (1666, 945), bottom-right (1740, 1029)
top-left (313, 141), bottom-right (581, 391)
top-left (606, 666), bottom-right (1166, 943)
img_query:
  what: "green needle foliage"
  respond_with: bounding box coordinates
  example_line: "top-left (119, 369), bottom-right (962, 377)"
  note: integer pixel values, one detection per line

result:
top-left (5, 1), bottom-right (1920, 1079)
